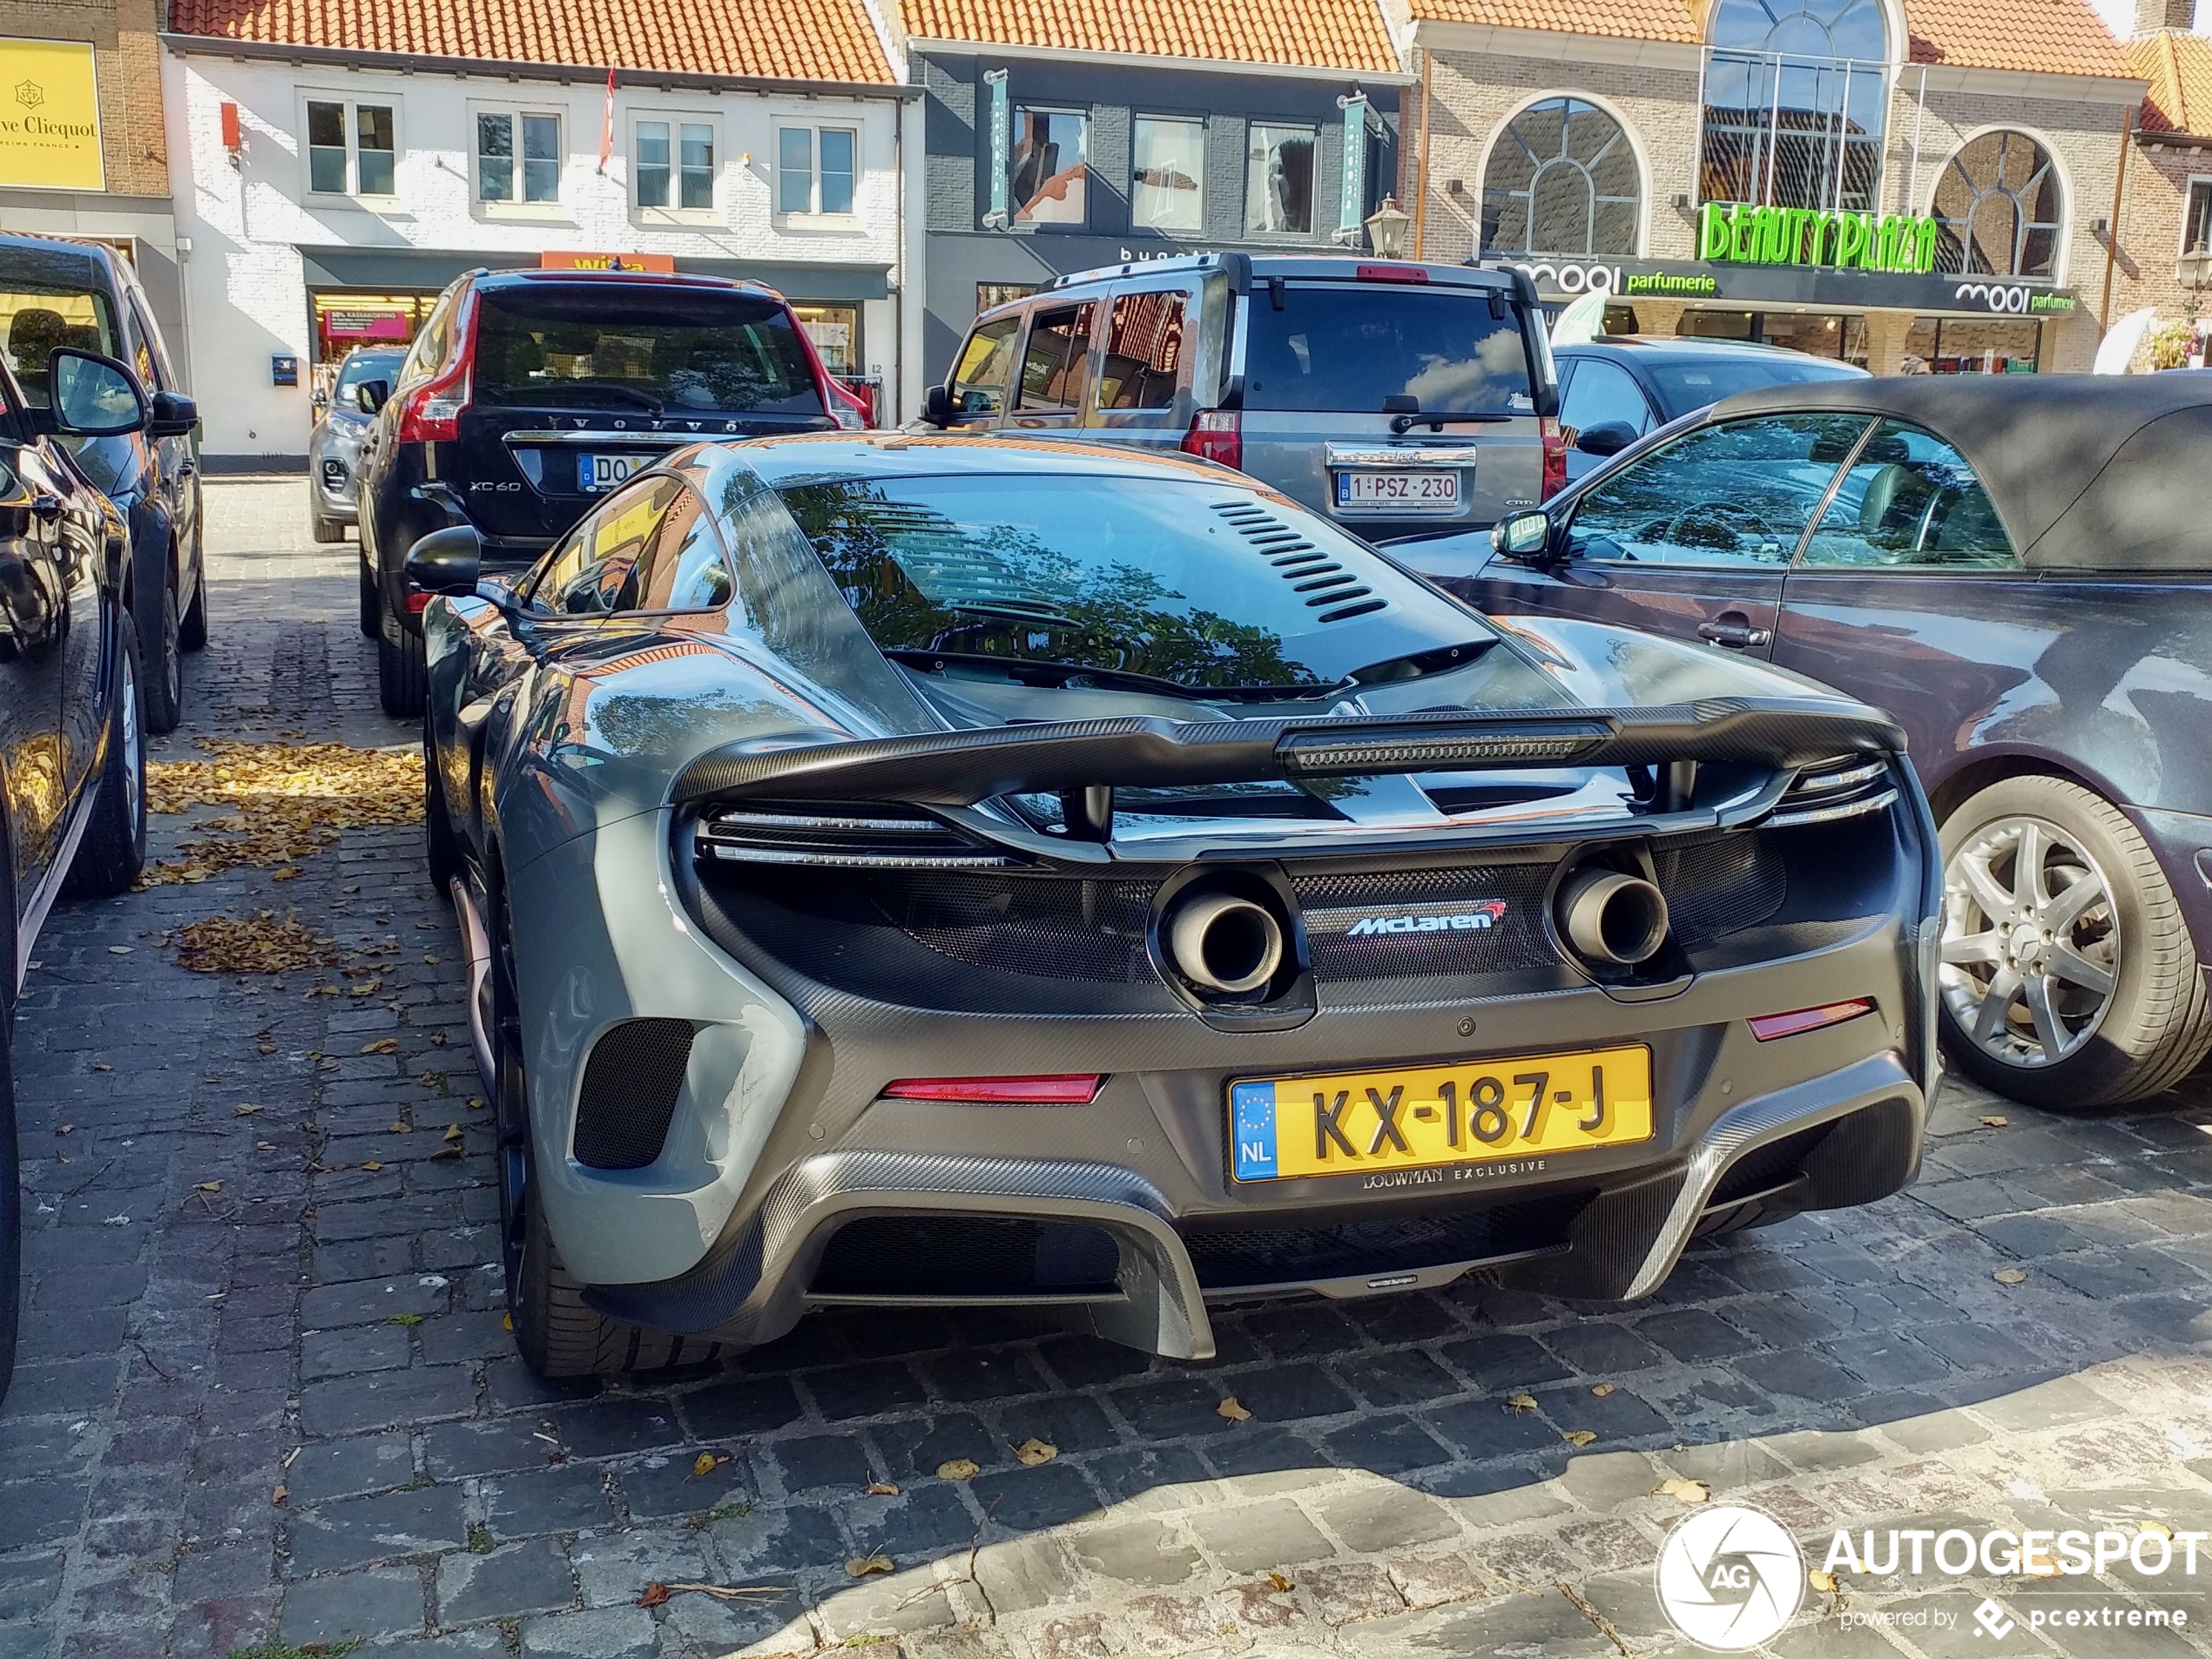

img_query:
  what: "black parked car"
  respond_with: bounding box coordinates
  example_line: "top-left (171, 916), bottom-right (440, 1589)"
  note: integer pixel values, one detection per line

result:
top-left (0, 346), bottom-right (158, 1404)
top-left (0, 233), bottom-right (206, 733)
top-left (310, 345), bottom-right (405, 550)
top-left (354, 268), bottom-right (855, 717)
top-left (1554, 337), bottom-right (1865, 485)
top-left (1410, 374), bottom-right (2212, 1109)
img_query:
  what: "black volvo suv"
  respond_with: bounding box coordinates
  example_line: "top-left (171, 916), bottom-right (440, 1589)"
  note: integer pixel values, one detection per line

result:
top-left (354, 268), bottom-right (855, 715)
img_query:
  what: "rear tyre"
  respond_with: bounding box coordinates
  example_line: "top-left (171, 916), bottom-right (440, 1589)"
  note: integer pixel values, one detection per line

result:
top-left (178, 529), bottom-right (209, 653)
top-left (64, 614), bottom-right (147, 900)
top-left (1938, 774), bottom-right (2212, 1109)
top-left (423, 730), bottom-right (460, 888)
top-left (358, 559), bottom-right (380, 639)
top-left (378, 631), bottom-right (425, 718)
top-left (135, 572), bottom-right (181, 736)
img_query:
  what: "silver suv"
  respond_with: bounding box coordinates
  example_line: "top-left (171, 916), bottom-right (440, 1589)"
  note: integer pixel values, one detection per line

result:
top-left (922, 253), bottom-right (1563, 540)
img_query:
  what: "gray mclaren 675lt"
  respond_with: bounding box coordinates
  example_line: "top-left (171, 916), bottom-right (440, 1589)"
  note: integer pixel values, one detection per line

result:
top-left (408, 434), bottom-right (1941, 1377)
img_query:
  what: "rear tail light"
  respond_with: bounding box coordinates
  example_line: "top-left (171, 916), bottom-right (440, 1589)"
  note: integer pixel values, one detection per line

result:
top-left (1182, 409), bottom-right (1241, 470)
top-left (395, 291), bottom-right (477, 446)
top-left (405, 591), bottom-right (433, 615)
top-left (1355, 263), bottom-right (1428, 283)
top-left (1540, 415), bottom-right (1568, 501)
top-left (1748, 998), bottom-right (1875, 1042)
top-left (881, 1076), bottom-right (1103, 1103)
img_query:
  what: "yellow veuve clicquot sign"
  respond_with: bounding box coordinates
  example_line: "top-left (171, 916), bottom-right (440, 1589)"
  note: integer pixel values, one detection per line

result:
top-left (0, 39), bottom-right (104, 192)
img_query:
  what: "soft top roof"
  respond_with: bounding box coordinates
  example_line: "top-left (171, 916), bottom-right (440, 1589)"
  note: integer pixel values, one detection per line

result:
top-left (1710, 374), bottom-right (2212, 571)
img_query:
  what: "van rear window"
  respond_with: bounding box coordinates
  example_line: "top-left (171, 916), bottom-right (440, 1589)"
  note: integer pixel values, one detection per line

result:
top-left (1242, 287), bottom-right (1534, 416)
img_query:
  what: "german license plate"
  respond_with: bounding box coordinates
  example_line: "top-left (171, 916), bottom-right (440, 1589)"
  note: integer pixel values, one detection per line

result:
top-left (1336, 470), bottom-right (1460, 512)
top-left (1229, 1046), bottom-right (1652, 1184)
top-left (578, 453), bottom-right (644, 493)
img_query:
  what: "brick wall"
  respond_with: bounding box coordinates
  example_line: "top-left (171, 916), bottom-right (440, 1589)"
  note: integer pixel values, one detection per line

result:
top-left (0, 0), bottom-right (168, 196)
top-left (2110, 133), bottom-right (2212, 330)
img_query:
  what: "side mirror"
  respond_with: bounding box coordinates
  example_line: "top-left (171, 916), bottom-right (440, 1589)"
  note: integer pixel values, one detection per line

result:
top-left (50, 349), bottom-right (147, 437)
top-left (148, 390), bottom-right (199, 439)
top-left (357, 378), bottom-right (390, 415)
top-left (1574, 421), bottom-right (1637, 458)
top-left (404, 524), bottom-right (482, 596)
top-left (921, 383), bottom-right (955, 428)
top-left (1492, 509), bottom-right (1554, 563)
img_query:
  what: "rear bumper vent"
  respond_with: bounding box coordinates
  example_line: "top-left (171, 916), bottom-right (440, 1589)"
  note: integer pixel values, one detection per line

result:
top-left (574, 1018), bottom-right (697, 1170)
top-left (696, 802), bottom-right (1016, 870)
top-left (1767, 759), bottom-right (1898, 829)
top-left (811, 1215), bottom-right (1123, 1298)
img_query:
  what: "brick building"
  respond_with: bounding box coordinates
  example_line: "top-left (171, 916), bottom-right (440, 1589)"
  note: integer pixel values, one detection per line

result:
top-left (0, 0), bottom-right (185, 362)
top-left (2116, 2), bottom-right (2212, 347)
top-left (1393, 0), bottom-right (2148, 373)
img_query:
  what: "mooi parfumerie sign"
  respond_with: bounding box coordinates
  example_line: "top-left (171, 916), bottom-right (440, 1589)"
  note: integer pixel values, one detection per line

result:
top-left (1698, 201), bottom-right (1939, 275)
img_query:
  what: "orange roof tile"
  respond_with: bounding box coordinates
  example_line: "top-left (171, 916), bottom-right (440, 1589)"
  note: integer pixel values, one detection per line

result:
top-left (168, 0), bottom-right (897, 84)
top-left (899, 0), bottom-right (1401, 74)
top-left (2131, 29), bottom-right (2212, 134)
top-left (1406, 0), bottom-right (2132, 78)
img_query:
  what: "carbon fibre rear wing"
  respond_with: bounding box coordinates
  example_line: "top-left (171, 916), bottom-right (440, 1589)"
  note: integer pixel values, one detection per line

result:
top-left (671, 697), bottom-right (1907, 810)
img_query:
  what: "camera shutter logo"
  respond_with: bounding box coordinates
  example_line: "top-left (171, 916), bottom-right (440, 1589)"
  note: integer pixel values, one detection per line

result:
top-left (1656, 1503), bottom-right (1806, 1650)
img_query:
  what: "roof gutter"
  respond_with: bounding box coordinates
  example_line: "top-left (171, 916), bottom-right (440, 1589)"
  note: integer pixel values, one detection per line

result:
top-left (907, 37), bottom-right (1414, 84)
top-left (158, 33), bottom-right (922, 100)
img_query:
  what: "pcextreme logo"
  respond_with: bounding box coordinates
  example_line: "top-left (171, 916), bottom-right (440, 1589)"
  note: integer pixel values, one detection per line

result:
top-left (1656, 1504), bottom-right (1806, 1651)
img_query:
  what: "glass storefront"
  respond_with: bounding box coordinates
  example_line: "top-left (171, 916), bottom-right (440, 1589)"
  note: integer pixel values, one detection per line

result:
top-left (1902, 316), bottom-right (2042, 374)
top-left (1676, 308), bottom-right (1869, 366)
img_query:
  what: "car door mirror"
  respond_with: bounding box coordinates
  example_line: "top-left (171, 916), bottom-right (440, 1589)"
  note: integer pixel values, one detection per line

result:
top-left (148, 390), bottom-right (199, 439)
top-left (921, 383), bottom-right (955, 428)
top-left (50, 350), bottom-right (147, 436)
top-left (1574, 421), bottom-right (1638, 458)
top-left (405, 524), bottom-right (482, 595)
top-left (356, 378), bottom-right (391, 415)
top-left (1493, 509), bottom-right (1555, 563)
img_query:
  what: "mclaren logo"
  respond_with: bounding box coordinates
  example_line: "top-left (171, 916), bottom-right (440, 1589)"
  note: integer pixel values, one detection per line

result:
top-left (1341, 901), bottom-right (1507, 938)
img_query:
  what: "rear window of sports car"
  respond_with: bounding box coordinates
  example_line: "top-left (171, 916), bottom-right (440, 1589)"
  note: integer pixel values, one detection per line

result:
top-left (773, 472), bottom-right (1477, 691)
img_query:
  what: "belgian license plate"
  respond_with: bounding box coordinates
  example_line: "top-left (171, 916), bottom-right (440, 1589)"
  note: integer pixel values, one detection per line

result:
top-left (1337, 470), bottom-right (1460, 512)
top-left (578, 453), bottom-right (644, 493)
top-left (1229, 1046), bottom-right (1653, 1184)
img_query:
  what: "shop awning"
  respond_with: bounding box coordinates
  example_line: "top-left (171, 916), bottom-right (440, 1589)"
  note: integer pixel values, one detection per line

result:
top-left (300, 247), bottom-right (891, 301)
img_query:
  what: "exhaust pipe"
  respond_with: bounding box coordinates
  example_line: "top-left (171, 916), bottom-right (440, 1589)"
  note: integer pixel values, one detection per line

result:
top-left (1167, 893), bottom-right (1285, 995)
top-left (1556, 869), bottom-right (1670, 967)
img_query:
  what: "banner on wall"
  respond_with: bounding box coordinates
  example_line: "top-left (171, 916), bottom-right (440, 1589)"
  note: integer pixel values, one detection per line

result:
top-left (983, 69), bottom-right (1009, 229)
top-left (0, 37), bottom-right (102, 191)
top-left (1336, 94), bottom-right (1369, 242)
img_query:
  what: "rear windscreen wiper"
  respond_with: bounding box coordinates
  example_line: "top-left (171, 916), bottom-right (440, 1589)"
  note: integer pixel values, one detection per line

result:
top-left (549, 383), bottom-right (665, 417)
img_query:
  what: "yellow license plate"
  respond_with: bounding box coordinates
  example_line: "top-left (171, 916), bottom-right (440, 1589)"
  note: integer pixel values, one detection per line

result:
top-left (1228, 1046), bottom-right (1653, 1184)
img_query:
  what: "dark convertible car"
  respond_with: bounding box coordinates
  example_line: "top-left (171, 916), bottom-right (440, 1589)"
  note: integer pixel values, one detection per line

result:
top-left (407, 435), bottom-right (1939, 1375)
top-left (1413, 375), bottom-right (2212, 1109)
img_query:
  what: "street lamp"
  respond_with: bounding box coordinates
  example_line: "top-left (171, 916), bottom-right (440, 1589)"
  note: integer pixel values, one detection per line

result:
top-left (1365, 194), bottom-right (1411, 259)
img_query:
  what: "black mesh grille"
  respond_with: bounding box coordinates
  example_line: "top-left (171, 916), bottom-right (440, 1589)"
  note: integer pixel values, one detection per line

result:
top-left (1655, 834), bottom-right (1787, 948)
top-left (865, 873), bottom-right (1163, 982)
top-left (812, 1216), bottom-right (1123, 1297)
top-left (1295, 865), bottom-right (1559, 980)
top-left (1178, 1195), bottom-right (1578, 1290)
top-left (574, 1019), bottom-right (696, 1170)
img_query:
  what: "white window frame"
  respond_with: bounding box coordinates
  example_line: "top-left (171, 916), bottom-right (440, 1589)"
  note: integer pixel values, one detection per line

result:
top-left (469, 104), bottom-right (567, 215)
top-left (2182, 174), bottom-right (2212, 258)
top-left (631, 110), bottom-right (720, 223)
top-left (299, 89), bottom-right (401, 204)
top-left (1244, 118), bottom-right (1319, 239)
top-left (772, 122), bottom-right (862, 221)
top-left (1130, 114), bottom-right (1207, 235)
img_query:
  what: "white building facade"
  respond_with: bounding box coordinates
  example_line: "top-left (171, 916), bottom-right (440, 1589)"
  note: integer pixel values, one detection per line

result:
top-left (162, 39), bottom-right (923, 465)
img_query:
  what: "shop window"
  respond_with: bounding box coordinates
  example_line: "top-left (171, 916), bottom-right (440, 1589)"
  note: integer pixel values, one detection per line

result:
top-left (2186, 179), bottom-right (2212, 256)
top-left (977, 282), bottom-right (1037, 314)
top-left (1012, 110), bottom-right (1088, 226)
top-left (1801, 420), bottom-right (2018, 569)
top-left (1133, 117), bottom-right (1204, 233)
top-left (1481, 98), bottom-right (1640, 258)
top-left (1098, 292), bottom-right (1185, 410)
top-left (1698, 0), bottom-right (1886, 213)
top-left (637, 118), bottom-right (714, 212)
top-left (1015, 303), bottom-right (1094, 411)
top-left (778, 126), bottom-right (858, 216)
top-left (1903, 316), bottom-right (2042, 374)
top-left (476, 111), bottom-right (561, 205)
top-left (1246, 124), bottom-right (1316, 234)
top-left (306, 97), bottom-right (397, 198)
top-left (1932, 132), bottom-right (2061, 280)
top-left (792, 305), bottom-right (860, 376)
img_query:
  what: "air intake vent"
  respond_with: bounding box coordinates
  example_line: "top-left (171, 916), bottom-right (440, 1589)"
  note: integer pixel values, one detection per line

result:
top-left (574, 1018), bottom-right (697, 1170)
top-left (1767, 759), bottom-right (1897, 828)
top-left (696, 801), bottom-right (1016, 869)
top-left (1211, 502), bottom-right (1385, 624)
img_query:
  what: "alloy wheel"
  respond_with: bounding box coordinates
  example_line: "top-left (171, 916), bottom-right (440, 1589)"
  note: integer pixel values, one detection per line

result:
top-left (119, 646), bottom-right (141, 830)
top-left (1940, 814), bottom-right (2118, 1069)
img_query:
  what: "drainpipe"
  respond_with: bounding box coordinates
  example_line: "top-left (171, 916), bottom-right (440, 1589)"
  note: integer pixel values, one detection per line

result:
top-left (2101, 103), bottom-right (2133, 338)
top-left (1412, 48), bottom-right (1433, 260)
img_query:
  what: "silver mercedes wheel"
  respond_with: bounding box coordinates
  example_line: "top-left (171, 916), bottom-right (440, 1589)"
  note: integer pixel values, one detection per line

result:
top-left (1939, 814), bottom-right (2117, 1069)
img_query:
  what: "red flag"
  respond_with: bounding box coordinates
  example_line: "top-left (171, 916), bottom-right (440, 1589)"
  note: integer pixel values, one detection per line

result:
top-left (597, 64), bottom-right (617, 172)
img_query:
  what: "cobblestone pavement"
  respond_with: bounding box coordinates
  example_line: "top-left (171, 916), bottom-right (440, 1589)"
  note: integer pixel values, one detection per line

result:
top-left (4, 478), bottom-right (2212, 1659)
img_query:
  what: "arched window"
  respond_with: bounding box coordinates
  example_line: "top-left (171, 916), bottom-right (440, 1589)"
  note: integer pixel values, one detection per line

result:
top-left (1480, 98), bottom-right (1640, 258)
top-left (1700, 0), bottom-right (1889, 214)
top-left (1932, 132), bottom-right (2062, 278)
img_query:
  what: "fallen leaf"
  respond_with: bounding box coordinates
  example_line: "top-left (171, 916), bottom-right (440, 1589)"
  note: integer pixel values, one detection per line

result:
top-left (1562, 1430), bottom-right (1597, 1447)
top-left (233, 1103), bottom-right (262, 1116)
top-left (388, 1123), bottom-right (409, 1134)
top-left (1217, 1397), bottom-right (1252, 1423)
top-left (936, 1459), bottom-right (981, 1480)
top-left (2142, 1520), bottom-right (2175, 1541)
top-left (360, 1161), bottom-right (383, 1173)
top-left (1265, 1571), bottom-right (1294, 1593)
top-left (1993, 1268), bottom-right (2028, 1285)
top-left (1015, 1439), bottom-right (1058, 1467)
top-left (431, 1147), bottom-right (465, 1161)
top-left (91, 1062), bottom-right (111, 1072)
top-left (443, 1123), bottom-right (464, 1143)
top-left (55, 1125), bottom-right (71, 1136)
top-left (502, 1314), bottom-right (514, 1331)
top-left (1591, 1383), bottom-right (1615, 1398)
top-left (107, 946), bottom-right (132, 955)
top-left (1810, 1570), bottom-right (1838, 1593)
top-left (272, 1485), bottom-right (288, 1505)
top-left (865, 1482), bottom-right (900, 1497)
top-left (692, 1453), bottom-right (726, 1478)
top-left (637, 1582), bottom-right (672, 1608)
top-left (1506, 1393), bottom-right (1538, 1413)
top-left (361, 1038), bottom-right (399, 1055)
top-left (846, 1554), bottom-right (894, 1579)
top-left (1979, 1114), bottom-right (2009, 1128)
top-left (195, 1182), bottom-right (222, 1193)
top-left (255, 1141), bottom-right (275, 1151)
top-left (1655, 1478), bottom-right (1710, 1504)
